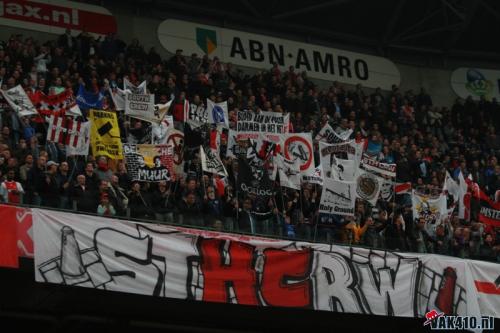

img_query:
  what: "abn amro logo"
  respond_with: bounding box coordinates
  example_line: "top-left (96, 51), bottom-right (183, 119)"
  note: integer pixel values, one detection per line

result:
top-left (196, 27), bottom-right (217, 55)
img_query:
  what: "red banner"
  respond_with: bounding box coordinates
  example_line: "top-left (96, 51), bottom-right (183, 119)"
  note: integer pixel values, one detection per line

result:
top-left (0, 0), bottom-right (116, 36)
top-left (478, 191), bottom-right (500, 227)
top-left (0, 207), bottom-right (18, 267)
top-left (0, 204), bottom-right (33, 260)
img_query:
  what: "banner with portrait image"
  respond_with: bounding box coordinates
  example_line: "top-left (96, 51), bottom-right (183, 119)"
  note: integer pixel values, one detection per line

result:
top-left (123, 144), bottom-right (174, 182)
top-left (411, 192), bottom-right (448, 236)
top-left (319, 141), bottom-right (363, 178)
top-left (200, 146), bottom-right (227, 177)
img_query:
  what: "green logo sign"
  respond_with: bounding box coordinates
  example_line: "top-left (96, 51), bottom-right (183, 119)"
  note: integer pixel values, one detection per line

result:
top-left (196, 27), bottom-right (217, 55)
top-left (465, 68), bottom-right (493, 97)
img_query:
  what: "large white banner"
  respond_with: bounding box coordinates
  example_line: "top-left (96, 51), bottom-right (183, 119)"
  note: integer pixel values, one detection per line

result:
top-left (33, 208), bottom-right (500, 318)
top-left (319, 178), bottom-right (356, 216)
top-left (1, 85), bottom-right (38, 116)
top-left (158, 19), bottom-right (400, 90)
top-left (451, 67), bottom-right (500, 101)
top-left (237, 110), bottom-right (289, 135)
top-left (283, 133), bottom-right (314, 175)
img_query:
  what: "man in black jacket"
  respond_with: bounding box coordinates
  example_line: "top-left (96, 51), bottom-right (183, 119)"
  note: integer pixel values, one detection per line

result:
top-left (71, 174), bottom-right (97, 213)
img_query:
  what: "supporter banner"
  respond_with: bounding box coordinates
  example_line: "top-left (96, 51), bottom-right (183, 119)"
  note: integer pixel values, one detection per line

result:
top-left (0, 0), bottom-right (117, 36)
top-left (206, 99), bottom-right (229, 127)
top-left (200, 146), bottom-right (227, 177)
top-left (330, 155), bottom-right (356, 181)
top-left (315, 123), bottom-right (352, 143)
top-left (443, 171), bottom-right (459, 203)
top-left (89, 109), bottom-right (123, 159)
top-left (46, 115), bottom-right (90, 155)
top-left (238, 144), bottom-right (274, 197)
top-left (355, 169), bottom-right (382, 206)
top-left (478, 190), bottom-right (500, 227)
top-left (361, 153), bottom-right (396, 178)
top-left (158, 19), bottom-right (400, 90)
top-left (32, 208), bottom-right (500, 318)
top-left (379, 179), bottom-right (394, 201)
top-left (276, 154), bottom-right (301, 190)
top-left (76, 84), bottom-right (103, 110)
top-left (458, 171), bottom-right (471, 221)
top-left (451, 67), bottom-right (500, 101)
top-left (396, 182), bottom-right (412, 195)
top-left (0, 85), bottom-right (38, 116)
top-left (237, 110), bottom-right (289, 135)
top-left (124, 78), bottom-right (147, 94)
top-left (412, 192), bottom-right (447, 235)
top-left (108, 87), bottom-right (125, 110)
top-left (226, 130), bottom-right (243, 158)
top-left (319, 141), bottom-right (362, 177)
top-left (186, 102), bottom-right (208, 126)
top-left (283, 133), bottom-right (314, 175)
top-left (152, 115), bottom-right (174, 144)
top-left (0, 204), bottom-right (33, 259)
top-left (123, 144), bottom-right (174, 182)
top-left (319, 178), bottom-right (356, 216)
top-left (31, 89), bottom-right (82, 117)
top-left (302, 165), bottom-right (323, 185)
top-left (125, 93), bottom-right (157, 122)
top-left (0, 209), bottom-right (18, 268)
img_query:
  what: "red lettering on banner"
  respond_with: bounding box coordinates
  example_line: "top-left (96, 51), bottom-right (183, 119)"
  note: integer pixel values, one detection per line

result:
top-left (261, 249), bottom-right (312, 307)
top-left (199, 239), bottom-right (258, 305)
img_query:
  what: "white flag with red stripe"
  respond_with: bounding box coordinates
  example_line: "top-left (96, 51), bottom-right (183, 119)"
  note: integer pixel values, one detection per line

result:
top-left (66, 120), bottom-right (90, 156)
top-left (46, 115), bottom-right (66, 144)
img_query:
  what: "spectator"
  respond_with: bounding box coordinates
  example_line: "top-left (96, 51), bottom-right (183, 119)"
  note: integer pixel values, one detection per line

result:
top-left (0, 168), bottom-right (24, 204)
top-left (71, 174), bottom-right (97, 213)
top-left (152, 181), bottom-right (175, 223)
top-left (97, 192), bottom-right (116, 217)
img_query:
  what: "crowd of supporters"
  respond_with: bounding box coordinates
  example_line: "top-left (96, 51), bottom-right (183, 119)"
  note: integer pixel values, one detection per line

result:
top-left (0, 30), bottom-right (499, 262)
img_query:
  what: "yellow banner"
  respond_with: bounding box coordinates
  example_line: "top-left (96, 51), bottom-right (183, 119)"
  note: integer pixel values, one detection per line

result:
top-left (89, 109), bottom-right (123, 159)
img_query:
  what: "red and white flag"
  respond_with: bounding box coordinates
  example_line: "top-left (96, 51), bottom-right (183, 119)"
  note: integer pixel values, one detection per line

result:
top-left (47, 115), bottom-right (67, 144)
top-left (395, 182), bottom-right (412, 195)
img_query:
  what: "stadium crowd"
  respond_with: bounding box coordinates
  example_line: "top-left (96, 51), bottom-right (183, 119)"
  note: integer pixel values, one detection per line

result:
top-left (0, 30), bottom-right (499, 262)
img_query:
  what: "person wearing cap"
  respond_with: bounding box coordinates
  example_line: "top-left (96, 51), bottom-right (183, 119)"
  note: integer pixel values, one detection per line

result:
top-left (97, 192), bottom-right (116, 217)
top-left (41, 160), bottom-right (60, 208)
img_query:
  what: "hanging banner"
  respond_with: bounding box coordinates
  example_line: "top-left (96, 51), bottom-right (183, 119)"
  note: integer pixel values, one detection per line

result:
top-left (361, 153), bottom-right (396, 178)
top-left (46, 115), bottom-right (90, 155)
top-left (158, 19), bottom-right (400, 90)
top-left (315, 123), bottom-right (352, 143)
top-left (0, 0), bottom-right (117, 37)
top-left (319, 178), bottom-right (356, 216)
top-left (89, 109), bottom-right (123, 159)
top-left (238, 144), bottom-right (274, 197)
top-left (237, 110), bottom-right (289, 135)
top-left (33, 208), bottom-right (500, 318)
top-left (319, 141), bottom-right (363, 177)
top-left (124, 79), bottom-right (147, 94)
top-left (450, 67), bottom-right (500, 101)
top-left (206, 99), bottom-right (229, 127)
top-left (226, 129), bottom-right (244, 158)
top-left (125, 93), bottom-right (157, 122)
top-left (76, 84), bottom-right (104, 110)
top-left (276, 154), bottom-right (301, 190)
top-left (152, 115), bottom-right (174, 144)
top-left (330, 155), bottom-right (356, 181)
top-left (283, 133), bottom-right (314, 175)
top-left (123, 144), bottom-right (174, 182)
top-left (478, 190), bottom-right (500, 227)
top-left (186, 102), bottom-right (208, 126)
top-left (109, 87), bottom-right (126, 110)
top-left (0, 85), bottom-right (38, 116)
top-left (302, 165), bottom-right (323, 185)
top-left (411, 192), bottom-right (448, 236)
top-left (355, 169), bottom-right (382, 206)
top-left (200, 146), bottom-right (227, 177)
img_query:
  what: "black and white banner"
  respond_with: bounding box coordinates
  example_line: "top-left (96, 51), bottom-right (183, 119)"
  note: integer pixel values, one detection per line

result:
top-left (302, 165), bottom-right (323, 185)
top-left (1, 85), bottom-right (38, 116)
top-left (283, 133), bottom-right (314, 175)
top-left (330, 155), bottom-right (356, 181)
top-left (276, 154), bottom-right (301, 190)
top-left (315, 123), bottom-right (352, 143)
top-left (226, 130), bottom-right (244, 158)
top-left (361, 154), bottom-right (396, 178)
top-left (237, 111), bottom-right (289, 134)
top-left (319, 141), bottom-right (363, 177)
top-left (355, 169), bottom-right (382, 206)
top-left (200, 146), bottom-right (227, 177)
top-left (206, 99), bottom-right (229, 127)
top-left (238, 143), bottom-right (274, 197)
top-left (319, 178), bottom-right (356, 216)
top-left (152, 115), bottom-right (174, 144)
top-left (33, 208), bottom-right (500, 318)
top-left (124, 78), bottom-right (147, 94)
top-left (123, 144), bottom-right (174, 182)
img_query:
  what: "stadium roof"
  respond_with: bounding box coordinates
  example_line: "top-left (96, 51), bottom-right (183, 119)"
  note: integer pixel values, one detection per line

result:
top-left (104, 0), bottom-right (500, 65)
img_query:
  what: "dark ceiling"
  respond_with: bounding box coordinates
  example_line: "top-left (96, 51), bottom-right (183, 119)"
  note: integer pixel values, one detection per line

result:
top-left (100, 0), bottom-right (500, 64)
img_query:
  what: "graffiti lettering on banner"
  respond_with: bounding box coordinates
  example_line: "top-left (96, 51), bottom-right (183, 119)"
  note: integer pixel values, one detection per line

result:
top-left (237, 110), bottom-right (289, 134)
top-left (284, 133), bottom-right (314, 175)
top-left (35, 208), bottom-right (498, 318)
top-left (319, 177), bottom-right (356, 216)
top-left (89, 109), bottom-right (123, 159)
top-left (123, 144), bottom-right (174, 182)
top-left (361, 153), bottom-right (396, 178)
top-left (186, 103), bottom-right (208, 126)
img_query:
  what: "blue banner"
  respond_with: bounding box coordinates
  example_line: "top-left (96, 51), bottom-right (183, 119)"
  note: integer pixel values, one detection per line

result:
top-left (76, 84), bottom-right (104, 110)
